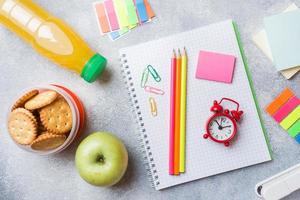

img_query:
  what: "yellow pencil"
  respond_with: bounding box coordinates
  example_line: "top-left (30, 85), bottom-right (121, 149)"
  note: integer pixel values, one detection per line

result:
top-left (179, 47), bottom-right (187, 173)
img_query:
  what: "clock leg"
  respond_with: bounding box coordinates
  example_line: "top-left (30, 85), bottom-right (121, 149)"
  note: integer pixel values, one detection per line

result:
top-left (224, 142), bottom-right (230, 147)
top-left (203, 133), bottom-right (209, 139)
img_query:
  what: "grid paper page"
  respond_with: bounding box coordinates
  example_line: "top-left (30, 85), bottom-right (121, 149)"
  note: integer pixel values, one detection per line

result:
top-left (120, 20), bottom-right (271, 190)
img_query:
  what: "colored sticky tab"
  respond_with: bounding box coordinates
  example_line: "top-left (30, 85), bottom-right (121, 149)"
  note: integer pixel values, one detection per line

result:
top-left (144, 0), bottom-right (155, 18)
top-left (94, 3), bottom-right (110, 34)
top-left (128, 24), bottom-right (137, 29)
top-left (280, 105), bottom-right (300, 130)
top-left (288, 119), bottom-right (300, 138)
top-left (124, 0), bottom-right (139, 26)
top-left (295, 134), bottom-right (300, 144)
top-left (109, 31), bottom-right (120, 40)
top-left (104, 0), bottom-right (120, 31)
top-left (118, 27), bottom-right (129, 37)
top-left (196, 51), bottom-right (236, 83)
top-left (135, 0), bottom-right (148, 23)
top-left (109, 27), bottom-right (129, 41)
top-left (266, 88), bottom-right (294, 115)
top-left (113, 0), bottom-right (129, 28)
top-left (273, 96), bottom-right (300, 122)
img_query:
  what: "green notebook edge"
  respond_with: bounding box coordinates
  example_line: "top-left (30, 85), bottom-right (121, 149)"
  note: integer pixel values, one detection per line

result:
top-left (232, 21), bottom-right (273, 158)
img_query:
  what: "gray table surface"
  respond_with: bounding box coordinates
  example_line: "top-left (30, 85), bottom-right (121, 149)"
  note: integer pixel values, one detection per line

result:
top-left (1, 0), bottom-right (300, 199)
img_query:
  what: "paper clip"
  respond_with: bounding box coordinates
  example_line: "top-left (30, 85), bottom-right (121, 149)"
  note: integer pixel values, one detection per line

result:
top-left (144, 86), bottom-right (165, 95)
top-left (149, 97), bottom-right (157, 117)
top-left (147, 65), bottom-right (161, 82)
top-left (140, 68), bottom-right (149, 88)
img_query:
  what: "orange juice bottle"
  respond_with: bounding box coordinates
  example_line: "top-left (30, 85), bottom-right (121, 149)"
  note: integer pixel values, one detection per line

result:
top-left (0, 0), bottom-right (106, 83)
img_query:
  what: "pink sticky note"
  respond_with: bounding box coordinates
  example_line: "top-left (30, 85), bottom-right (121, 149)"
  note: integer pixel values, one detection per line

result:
top-left (273, 96), bottom-right (300, 122)
top-left (196, 50), bottom-right (236, 83)
top-left (104, 0), bottom-right (119, 31)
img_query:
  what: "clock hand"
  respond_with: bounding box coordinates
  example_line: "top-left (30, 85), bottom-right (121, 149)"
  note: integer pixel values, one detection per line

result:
top-left (214, 120), bottom-right (221, 126)
top-left (222, 125), bottom-right (232, 128)
top-left (220, 118), bottom-right (224, 126)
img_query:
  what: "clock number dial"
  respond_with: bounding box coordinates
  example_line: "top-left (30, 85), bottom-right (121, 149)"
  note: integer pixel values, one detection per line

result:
top-left (208, 115), bottom-right (234, 141)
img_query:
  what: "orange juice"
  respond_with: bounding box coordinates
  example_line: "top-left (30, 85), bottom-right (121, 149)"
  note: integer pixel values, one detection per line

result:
top-left (0, 0), bottom-right (106, 83)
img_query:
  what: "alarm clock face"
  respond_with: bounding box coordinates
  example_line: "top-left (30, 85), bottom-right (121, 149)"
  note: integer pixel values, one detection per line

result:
top-left (207, 114), bottom-right (236, 142)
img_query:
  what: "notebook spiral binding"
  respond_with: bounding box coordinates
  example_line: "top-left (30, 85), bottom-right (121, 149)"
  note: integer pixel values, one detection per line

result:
top-left (120, 54), bottom-right (160, 188)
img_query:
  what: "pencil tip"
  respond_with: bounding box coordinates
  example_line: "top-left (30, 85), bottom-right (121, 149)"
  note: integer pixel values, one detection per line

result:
top-left (178, 48), bottom-right (181, 55)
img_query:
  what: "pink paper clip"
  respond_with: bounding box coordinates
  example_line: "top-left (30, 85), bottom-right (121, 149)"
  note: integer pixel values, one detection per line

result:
top-left (144, 86), bottom-right (165, 95)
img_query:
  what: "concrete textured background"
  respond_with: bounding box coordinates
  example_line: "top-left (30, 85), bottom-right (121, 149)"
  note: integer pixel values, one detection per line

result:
top-left (0, 0), bottom-right (300, 199)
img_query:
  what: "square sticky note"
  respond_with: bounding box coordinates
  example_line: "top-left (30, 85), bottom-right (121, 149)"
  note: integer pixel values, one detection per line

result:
top-left (196, 50), bottom-right (236, 83)
top-left (264, 9), bottom-right (300, 71)
top-left (252, 3), bottom-right (300, 79)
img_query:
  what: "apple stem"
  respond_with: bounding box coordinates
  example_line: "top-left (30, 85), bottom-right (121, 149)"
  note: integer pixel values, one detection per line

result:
top-left (96, 154), bottom-right (105, 164)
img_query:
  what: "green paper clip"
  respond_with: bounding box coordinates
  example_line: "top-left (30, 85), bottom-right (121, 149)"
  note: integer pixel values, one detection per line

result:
top-left (141, 68), bottom-right (149, 88)
top-left (147, 65), bottom-right (161, 82)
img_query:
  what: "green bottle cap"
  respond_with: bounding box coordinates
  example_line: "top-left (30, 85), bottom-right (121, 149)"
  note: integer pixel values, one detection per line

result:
top-left (81, 53), bottom-right (107, 83)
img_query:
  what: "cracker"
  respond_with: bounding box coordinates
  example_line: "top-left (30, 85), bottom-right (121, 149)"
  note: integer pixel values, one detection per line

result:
top-left (30, 133), bottom-right (66, 151)
top-left (12, 90), bottom-right (39, 111)
top-left (39, 97), bottom-right (72, 134)
top-left (32, 110), bottom-right (46, 133)
top-left (25, 90), bottom-right (58, 110)
top-left (38, 124), bottom-right (47, 133)
top-left (13, 108), bottom-right (37, 123)
top-left (8, 110), bottom-right (38, 145)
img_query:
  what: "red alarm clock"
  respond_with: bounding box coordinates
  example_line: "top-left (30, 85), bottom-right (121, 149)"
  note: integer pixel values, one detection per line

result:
top-left (203, 98), bottom-right (244, 147)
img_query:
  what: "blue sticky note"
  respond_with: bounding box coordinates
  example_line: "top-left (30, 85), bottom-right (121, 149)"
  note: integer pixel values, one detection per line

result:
top-left (264, 10), bottom-right (300, 71)
top-left (135, 0), bottom-right (148, 23)
top-left (109, 28), bottom-right (129, 41)
top-left (109, 31), bottom-right (120, 40)
top-left (295, 134), bottom-right (300, 144)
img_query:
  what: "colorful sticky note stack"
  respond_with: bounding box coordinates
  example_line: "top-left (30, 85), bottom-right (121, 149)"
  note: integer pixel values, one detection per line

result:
top-left (252, 3), bottom-right (300, 79)
top-left (93, 0), bottom-right (155, 41)
top-left (266, 88), bottom-right (300, 143)
top-left (264, 9), bottom-right (300, 73)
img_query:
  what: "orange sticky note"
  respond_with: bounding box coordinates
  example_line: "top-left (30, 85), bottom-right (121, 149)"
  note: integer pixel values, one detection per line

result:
top-left (144, 0), bottom-right (155, 18)
top-left (94, 3), bottom-right (110, 34)
top-left (266, 88), bottom-right (294, 115)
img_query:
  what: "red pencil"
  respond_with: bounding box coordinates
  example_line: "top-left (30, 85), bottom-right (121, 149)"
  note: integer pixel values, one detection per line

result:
top-left (169, 49), bottom-right (176, 175)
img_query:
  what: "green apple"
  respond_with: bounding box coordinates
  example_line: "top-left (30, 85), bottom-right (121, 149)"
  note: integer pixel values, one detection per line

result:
top-left (75, 132), bottom-right (128, 186)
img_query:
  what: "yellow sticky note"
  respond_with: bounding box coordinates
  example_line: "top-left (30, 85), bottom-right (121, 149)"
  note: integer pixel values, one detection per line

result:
top-left (280, 105), bottom-right (300, 130)
top-left (114, 0), bottom-right (129, 28)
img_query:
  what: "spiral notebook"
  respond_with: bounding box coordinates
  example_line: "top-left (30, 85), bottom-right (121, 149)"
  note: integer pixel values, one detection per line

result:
top-left (120, 20), bottom-right (272, 190)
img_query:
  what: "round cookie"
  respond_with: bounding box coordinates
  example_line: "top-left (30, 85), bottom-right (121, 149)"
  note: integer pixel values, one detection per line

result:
top-left (13, 108), bottom-right (37, 123)
top-left (12, 89), bottom-right (39, 111)
top-left (30, 133), bottom-right (66, 151)
top-left (39, 97), bottom-right (72, 134)
top-left (31, 110), bottom-right (46, 133)
top-left (25, 90), bottom-right (58, 110)
top-left (8, 110), bottom-right (38, 145)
